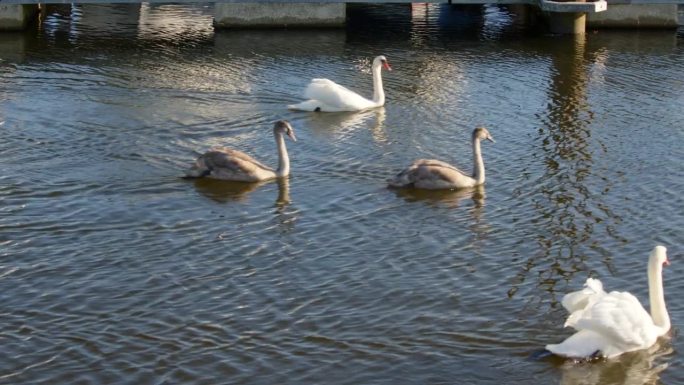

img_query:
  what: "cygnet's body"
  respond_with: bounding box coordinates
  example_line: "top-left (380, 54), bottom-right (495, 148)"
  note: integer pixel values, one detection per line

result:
top-left (185, 120), bottom-right (296, 182)
top-left (388, 127), bottom-right (494, 190)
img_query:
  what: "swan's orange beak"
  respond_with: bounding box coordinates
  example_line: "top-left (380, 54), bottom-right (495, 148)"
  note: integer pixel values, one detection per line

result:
top-left (664, 259), bottom-right (670, 266)
top-left (382, 61), bottom-right (392, 71)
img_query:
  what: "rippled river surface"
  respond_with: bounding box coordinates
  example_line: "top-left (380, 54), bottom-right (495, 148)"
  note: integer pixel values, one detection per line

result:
top-left (1, 4), bottom-right (683, 384)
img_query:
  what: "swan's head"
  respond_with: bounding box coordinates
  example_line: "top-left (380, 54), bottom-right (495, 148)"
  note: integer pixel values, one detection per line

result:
top-left (650, 245), bottom-right (669, 267)
top-left (373, 55), bottom-right (392, 71)
top-left (473, 126), bottom-right (495, 143)
top-left (274, 120), bottom-right (297, 142)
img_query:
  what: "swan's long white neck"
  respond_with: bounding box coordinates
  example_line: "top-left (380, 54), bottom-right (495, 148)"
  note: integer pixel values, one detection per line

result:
top-left (648, 255), bottom-right (670, 335)
top-left (274, 132), bottom-right (290, 177)
top-left (371, 63), bottom-right (385, 107)
top-left (472, 137), bottom-right (485, 185)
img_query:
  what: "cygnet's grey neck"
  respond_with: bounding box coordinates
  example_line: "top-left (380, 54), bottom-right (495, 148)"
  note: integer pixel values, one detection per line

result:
top-left (472, 137), bottom-right (485, 185)
top-left (275, 132), bottom-right (290, 177)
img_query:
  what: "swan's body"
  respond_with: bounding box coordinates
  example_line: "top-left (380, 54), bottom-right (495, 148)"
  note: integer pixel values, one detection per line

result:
top-left (185, 120), bottom-right (296, 182)
top-left (388, 127), bottom-right (494, 190)
top-left (546, 246), bottom-right (671, 359)
top-left (288, 55), bottom-right (391, 112)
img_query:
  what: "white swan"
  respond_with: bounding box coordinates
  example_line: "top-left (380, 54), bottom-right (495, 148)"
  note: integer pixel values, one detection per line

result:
top-left (185, 120), bottom-right (296, 182)
top-left (387, 127), bottom-right (494, 190)
top-left (546, 245), bottom-right (671, 359)
top-left (288, 55), bottom-right (391, 112)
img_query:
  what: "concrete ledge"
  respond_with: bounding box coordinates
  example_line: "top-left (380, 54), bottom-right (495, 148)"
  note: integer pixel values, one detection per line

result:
top-left (539, 0), bottom-right (607, 13)
top-left (0, 4), bottom-right (39, 31)
top-left (214, 3), bottom-right (346, 28)
top-left (587, 4), bottom-right (679, 27)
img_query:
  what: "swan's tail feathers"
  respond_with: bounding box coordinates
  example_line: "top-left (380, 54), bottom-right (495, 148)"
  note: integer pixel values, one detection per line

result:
top-left (546, 329), bottom-right (608, 359)
top-left (184, 158), bottom-right (212, 179)
top-left (528, 349), bottom-right (555, 361)
top-left (387, 168), bottom-right (414, 188)
top-left (288, 100), bottom-right (323, 112)
top-left (387, 163), bottom-right (422, 188)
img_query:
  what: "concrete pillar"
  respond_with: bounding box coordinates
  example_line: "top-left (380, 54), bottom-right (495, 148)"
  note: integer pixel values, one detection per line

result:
top-left (587, 4), bottom-right (678, 28)
top-left (214, 3), bottom-right (345, 28)
top-left (545, 0), bottom-right (587, 34)
top-left (548, 11), bottom-right (586, 34)
top-left (0, 5), bottom-right (40, 31)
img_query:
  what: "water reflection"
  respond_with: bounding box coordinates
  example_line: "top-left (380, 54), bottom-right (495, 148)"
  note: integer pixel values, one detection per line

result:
top-left (191, 177), bottom-right (292, 206)
top-left (509, 34), bottom-right (624, 300)
top-left (191, 178), bottom-right (266, 203)
top-left (392, 184), bottom-right (485, 209)
top-left (558, 342), bottom-right (673, 385)
top-left (275, 177), bottom-right (291, 207)
top-left (273, 178), bottom-right (298, 235)
top-left (0, 33), bottom-right (30, 64)
top-left (410, 4), bottom-right (485, 42)
top-left (306, 108), bottom-right (387, 141)
top-left (213, 29), bottom-right (346, 58)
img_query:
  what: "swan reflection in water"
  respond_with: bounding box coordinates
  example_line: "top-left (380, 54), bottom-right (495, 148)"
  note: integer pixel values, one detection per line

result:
top-left (307, 107), bottom-right (387, 142)
top-left (392, 185), bottom-right (489, 247)
top-left (192, 177), bottom-right (290, 206)
top-left (556, 341), bottom-right (673, 385)
top-left (194, 177), bottom-right (296, 235)
top-left (392, 184), bottom-right (485, 209)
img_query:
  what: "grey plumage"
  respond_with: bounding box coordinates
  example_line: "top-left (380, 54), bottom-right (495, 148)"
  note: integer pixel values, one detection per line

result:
top-left (185, 120), bottom-right (296, 182)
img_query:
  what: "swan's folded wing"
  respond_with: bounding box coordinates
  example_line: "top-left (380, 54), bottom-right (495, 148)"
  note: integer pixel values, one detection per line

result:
top-left (575, 291), bottom-right (655, 351)
top-left (411, 159), bottom-right (466, 174)
top-left (304, 78), bottom-right (373, 110)
top-left (203, 148), bottom-right (273, 174)
top-left (562, 278), bottom-right (606, 313)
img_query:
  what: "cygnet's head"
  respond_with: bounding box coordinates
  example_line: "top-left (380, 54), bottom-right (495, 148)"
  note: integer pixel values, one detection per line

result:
top-left (473, 126), bottom-right (495, 143)
top-left (274, 120), bottom-right (296, 142)
top-left (373, 55), bottom-right (392, 71)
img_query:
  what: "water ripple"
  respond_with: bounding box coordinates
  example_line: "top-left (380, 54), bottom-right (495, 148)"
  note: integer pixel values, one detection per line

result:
top-left (1, 4), bottom-right (683, 385)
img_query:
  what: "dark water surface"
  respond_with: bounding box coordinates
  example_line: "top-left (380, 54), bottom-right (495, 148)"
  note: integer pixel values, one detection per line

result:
top-left (1, 4), bottom-right (683, 384)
